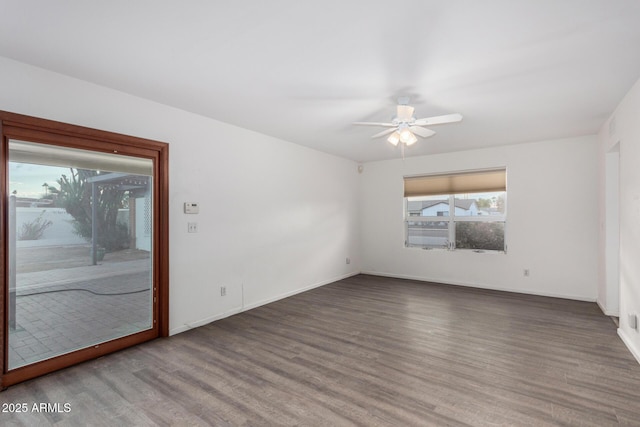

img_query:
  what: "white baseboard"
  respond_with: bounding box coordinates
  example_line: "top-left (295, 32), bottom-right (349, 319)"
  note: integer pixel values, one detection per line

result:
top-left (360, 270), bottom-right (597, 302)
top-left (172, 269), bottom-right (598, 335)
top-left (170, 308), bottom-right (241, 335)
top-left (242, 271), bottom-right (359, 311)
top-left (169, 271), bottom-right (360, 336)
top-left (171, 270), bottom-right (638, 368)
top-left (596, 299), bottom-right (619, 317)
top-left (618, 328), bottom-right (640, 365)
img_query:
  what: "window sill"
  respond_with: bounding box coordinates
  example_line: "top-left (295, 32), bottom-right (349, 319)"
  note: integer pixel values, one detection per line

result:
top-left (405, 246), bottom-right (506, 254)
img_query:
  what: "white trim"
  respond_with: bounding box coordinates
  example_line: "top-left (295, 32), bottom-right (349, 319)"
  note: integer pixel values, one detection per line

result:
top-left (170, 269), bottom-right (638, 367)
top-left (242, 271), bottom-right (359, 311)
top-left (170, 307), bottom-right (241, 335)
top-left (410, 215), bottom-right (506, 223)
top-left (596, 299), bottom-right (609, 315)
top-left (360, 270), bottom-right (597, 302)
top-left (169, 271), bottom-right (360, 336)
top-left (596, 299), bottom-right (619, 317)
top-left (404, 246), bottom-right (506, 255)
top-left (618, 328), bottom-right (640, 365)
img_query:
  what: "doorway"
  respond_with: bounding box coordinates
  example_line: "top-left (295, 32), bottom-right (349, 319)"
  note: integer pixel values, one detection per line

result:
top-left (604, 143), bottom-right (620, 316)
top-left (1, 111), bottom-right (169, 387)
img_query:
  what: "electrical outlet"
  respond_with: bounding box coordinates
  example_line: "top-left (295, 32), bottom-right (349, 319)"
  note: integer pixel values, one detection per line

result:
top-left (346, 257), bottom-right (351, 265)
top-left (188, 222), bottom-right (198, 233)
top-left (523, 269), bottom-right (530, 277)
top-left (220, 286), bottom-right (226, 297)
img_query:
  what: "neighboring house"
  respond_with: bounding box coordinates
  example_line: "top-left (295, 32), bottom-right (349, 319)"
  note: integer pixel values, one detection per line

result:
top-left (407, 198), bottom-right (480, 217)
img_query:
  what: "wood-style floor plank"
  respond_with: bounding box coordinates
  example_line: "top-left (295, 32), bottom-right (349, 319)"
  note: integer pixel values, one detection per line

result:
top-left (2, 274), bottom-right (640, 426)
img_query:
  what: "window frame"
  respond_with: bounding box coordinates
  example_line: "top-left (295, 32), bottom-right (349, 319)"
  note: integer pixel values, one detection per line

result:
top-left (404, 169), bottom-right (507, 253)
top-left (0, 110), bottom-right (170, 388)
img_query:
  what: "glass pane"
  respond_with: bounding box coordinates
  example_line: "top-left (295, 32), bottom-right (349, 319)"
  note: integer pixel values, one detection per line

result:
top-left (406, 220), bottom-right (449, 249)
top-left (7, 140), bottom-right (153, 370)
top-left (407, 195), bottom-right (450, 217)
top-left (453, 191), bottom-right (506, 216)
top-left (455, 222), bottom-right (505, 251)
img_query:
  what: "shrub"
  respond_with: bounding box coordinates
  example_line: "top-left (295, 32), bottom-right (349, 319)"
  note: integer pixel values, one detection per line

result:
top-left (58, 168), bottom-right (130, 252)
top-left (71, 220), bottom-right (130, 251)
top-left (18, 211), bottom-right (53, 241)
top-left (456, 222), bottom-right (504, 251)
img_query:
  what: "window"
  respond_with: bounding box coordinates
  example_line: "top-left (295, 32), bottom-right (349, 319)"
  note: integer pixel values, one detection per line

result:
top-left (404, 169), bottom-right (506, 252)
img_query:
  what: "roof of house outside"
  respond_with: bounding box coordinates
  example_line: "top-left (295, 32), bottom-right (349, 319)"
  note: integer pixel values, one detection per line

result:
top-left (407, 198), bottom-right (477, 213)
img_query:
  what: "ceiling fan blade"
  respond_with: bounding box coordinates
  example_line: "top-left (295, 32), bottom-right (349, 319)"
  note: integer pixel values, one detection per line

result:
top-left (396, 105), bottom-right (415, 121)
top-left (353, 121), bottom-right (396, 127)
top-left (413, 113), bottom-right (463, 126)
top-left (371, 128), bottom-right (398, 138)
top-left (409, 126), bottom-right (436, 138)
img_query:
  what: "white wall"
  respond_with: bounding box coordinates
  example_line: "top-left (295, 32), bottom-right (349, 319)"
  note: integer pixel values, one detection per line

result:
top-left (599, 76), bottom-right (640, 363)
top-left (0, 56), bottom-right (360, 335)
top-left (361, 136), bottom-right (599, 301)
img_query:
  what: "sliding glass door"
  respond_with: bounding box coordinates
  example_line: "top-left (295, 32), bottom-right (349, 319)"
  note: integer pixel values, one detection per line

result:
top-left (1, 111), bottom-right (169, 387)
top-left (7, 141), bottom-right (154, 369)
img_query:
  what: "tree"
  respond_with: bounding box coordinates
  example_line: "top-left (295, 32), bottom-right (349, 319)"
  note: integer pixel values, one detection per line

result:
top-left (57, 169), bottom-right (129, 251)
top-left (477, 198), bottom-right (492, 208)
top-left (17, 211), bottom-right (53, 241)
top-left (42, 183), bottom-right (59, 200)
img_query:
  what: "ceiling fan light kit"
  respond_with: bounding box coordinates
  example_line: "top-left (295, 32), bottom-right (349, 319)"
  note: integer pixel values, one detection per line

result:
top-left (399, 127), bottom-right (417, 145)
top-left (354, 98), bottom-right (462, 148)
top-left (387, 131), bottom-right (400, 146)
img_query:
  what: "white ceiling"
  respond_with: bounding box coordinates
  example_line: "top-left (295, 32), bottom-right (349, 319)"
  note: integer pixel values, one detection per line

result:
top-left (1, 1), bottom-right (640, 162)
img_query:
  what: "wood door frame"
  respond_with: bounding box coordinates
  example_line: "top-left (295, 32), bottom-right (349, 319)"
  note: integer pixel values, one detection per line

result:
top-left (0, 111), bottom-right (169, 388)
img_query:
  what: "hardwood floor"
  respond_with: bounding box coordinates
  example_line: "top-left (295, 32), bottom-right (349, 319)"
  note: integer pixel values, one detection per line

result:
top-left (2, 274), bottom-right (640, 426)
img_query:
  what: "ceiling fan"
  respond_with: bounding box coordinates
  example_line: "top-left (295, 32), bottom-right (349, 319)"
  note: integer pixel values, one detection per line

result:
top-left (354, 97), bottom-right (462, 146)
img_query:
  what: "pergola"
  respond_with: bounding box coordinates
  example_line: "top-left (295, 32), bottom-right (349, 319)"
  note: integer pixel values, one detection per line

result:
top-left (86, 172), bottom-right (150, 265)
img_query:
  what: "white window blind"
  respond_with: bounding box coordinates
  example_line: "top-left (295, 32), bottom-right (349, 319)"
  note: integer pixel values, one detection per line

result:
top-left (404, 169), bottom-right (506, 197)
top-left (9, 139), bottom-right (153, 176)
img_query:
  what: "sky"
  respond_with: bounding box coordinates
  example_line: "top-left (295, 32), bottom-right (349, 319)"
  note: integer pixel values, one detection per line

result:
top-left (9, 162), bottom-right (71, 199)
